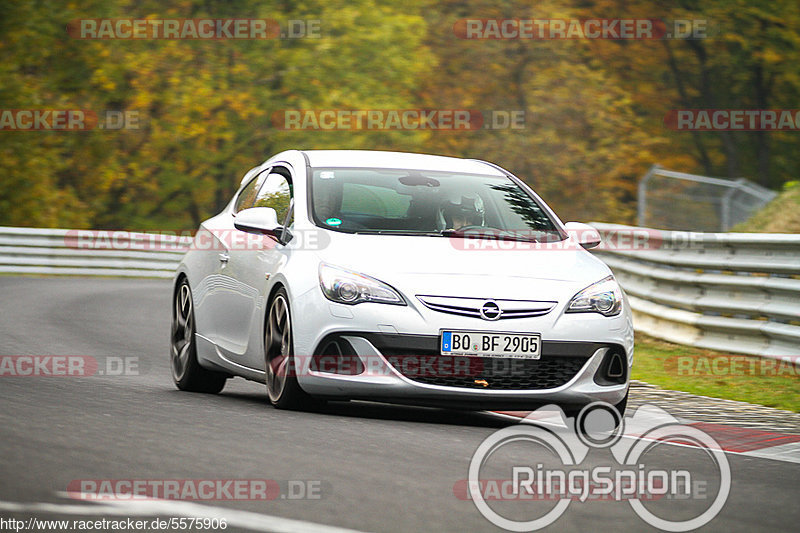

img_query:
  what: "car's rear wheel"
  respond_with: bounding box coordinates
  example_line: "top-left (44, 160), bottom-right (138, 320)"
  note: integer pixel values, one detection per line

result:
top-left (171, 279), bottom-right (227, 393)
top-left (265, 288), bottom-right (323, 410)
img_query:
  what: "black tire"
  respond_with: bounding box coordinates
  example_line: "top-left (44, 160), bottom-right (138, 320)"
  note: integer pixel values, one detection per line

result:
top-left (614, 388), bottom-right (629, 418)
top-left (171, 278), bottom-right (227, 394)
top-left (571, 392), bottom-right (629, 446)
top-left (564, 389), bottom-right (628, 424)
top-left (265, 288), bottom-right (324, 410)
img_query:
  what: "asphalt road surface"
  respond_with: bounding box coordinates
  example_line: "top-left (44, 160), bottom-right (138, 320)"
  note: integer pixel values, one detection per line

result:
top-left (0, 277), bottom-right (797, 532)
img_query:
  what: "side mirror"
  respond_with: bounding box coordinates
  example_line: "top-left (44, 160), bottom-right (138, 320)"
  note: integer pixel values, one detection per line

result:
top-left (564, 222), bottom-right (601, 249)
top-left (234, 207), bottom-right (291, 244)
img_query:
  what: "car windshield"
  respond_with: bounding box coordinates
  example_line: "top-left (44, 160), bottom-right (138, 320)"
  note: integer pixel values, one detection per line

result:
top-left (310, 167), bottom-right (565, 242)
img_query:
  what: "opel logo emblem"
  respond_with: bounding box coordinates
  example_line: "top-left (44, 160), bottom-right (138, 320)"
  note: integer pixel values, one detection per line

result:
top-left (479, 300), bottom-right (502, 321)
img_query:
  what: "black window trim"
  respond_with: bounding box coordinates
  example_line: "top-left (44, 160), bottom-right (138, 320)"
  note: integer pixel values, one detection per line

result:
top-left (305, 165), bottom-right (566, 239)
top-left (233, 166), bottom-right (272, 216)
top-left (256, 164), bottom-right (294, 228)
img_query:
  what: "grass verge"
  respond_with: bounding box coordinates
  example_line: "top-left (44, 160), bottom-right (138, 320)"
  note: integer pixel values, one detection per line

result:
top-left (732, 180), bottom-right (800, 233)
top-left (633, 335), bottom-right (800, 412)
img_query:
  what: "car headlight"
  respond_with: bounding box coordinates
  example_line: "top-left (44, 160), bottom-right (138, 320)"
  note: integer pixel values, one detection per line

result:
top-left (566, 275), bottom-right (623, 316)
top-left (319, 263), bottom-right (405, 305)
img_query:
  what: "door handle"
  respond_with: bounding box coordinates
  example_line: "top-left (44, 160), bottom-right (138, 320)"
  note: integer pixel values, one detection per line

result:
top-left (218, 252), bottom-right (230, 263)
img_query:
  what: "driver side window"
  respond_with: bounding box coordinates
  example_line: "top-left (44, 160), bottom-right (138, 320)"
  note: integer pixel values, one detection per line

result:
top-left (234, 170), bottom-right (268, 213)
top-left (253, 168), bottom-right (293, 226)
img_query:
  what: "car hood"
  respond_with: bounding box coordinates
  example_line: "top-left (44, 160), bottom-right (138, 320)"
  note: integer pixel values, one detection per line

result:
top-left (313, 232), bottom-right (612, 300)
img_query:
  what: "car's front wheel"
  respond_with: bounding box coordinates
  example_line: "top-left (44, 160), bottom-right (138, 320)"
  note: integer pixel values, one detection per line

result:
top-left (171, 279), bottom-right (227, 393)
top-left (265, 288), bottom-right (323, 410)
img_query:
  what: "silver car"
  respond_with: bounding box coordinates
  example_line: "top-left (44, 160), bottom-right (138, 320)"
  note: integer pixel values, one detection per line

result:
top-left (171, 150), bottom-right (633, 413)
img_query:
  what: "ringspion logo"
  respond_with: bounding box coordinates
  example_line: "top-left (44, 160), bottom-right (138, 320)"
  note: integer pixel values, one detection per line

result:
top-left (466, 403), bottom-right (730, 531)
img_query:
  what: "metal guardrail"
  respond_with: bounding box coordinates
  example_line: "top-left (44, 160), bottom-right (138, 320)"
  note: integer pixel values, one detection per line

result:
top-left (1, 225), bottom-right (798, 360)
top-left (0, 227), bottom-right (189, 278)
top-left (591, 223), bottom-right (800, 360)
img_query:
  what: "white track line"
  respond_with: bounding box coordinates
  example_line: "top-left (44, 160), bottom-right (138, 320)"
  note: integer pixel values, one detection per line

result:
top-left (739, 441), bottom-right (800, 464)
top-left (488, 410), bottom-right (800, 464)
top-left (0, 494), bottom-right (371, 533)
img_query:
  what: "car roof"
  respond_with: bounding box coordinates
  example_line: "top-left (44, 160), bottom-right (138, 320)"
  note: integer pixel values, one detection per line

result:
top-left (300, 150), bottom-right (506, 176)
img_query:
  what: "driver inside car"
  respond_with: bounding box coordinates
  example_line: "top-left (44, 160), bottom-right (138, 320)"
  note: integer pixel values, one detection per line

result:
top-left (439, 193), bottom-right (486, 231)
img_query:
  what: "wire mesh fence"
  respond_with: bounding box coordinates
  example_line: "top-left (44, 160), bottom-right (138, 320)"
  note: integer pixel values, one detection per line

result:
top-left (637, 165), bottom-right (777, 232)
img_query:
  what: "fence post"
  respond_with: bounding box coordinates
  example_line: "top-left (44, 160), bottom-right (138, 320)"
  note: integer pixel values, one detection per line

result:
top-left (637, 165), bottom-right (658, 227)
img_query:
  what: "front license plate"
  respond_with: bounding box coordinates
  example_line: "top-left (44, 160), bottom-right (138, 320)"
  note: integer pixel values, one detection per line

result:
top-left (440, 330), bottom-right (541, 359)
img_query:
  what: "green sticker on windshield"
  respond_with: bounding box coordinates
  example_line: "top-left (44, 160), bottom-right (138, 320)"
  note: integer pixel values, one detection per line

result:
top-left (325, 217), bottom-right (342, 226)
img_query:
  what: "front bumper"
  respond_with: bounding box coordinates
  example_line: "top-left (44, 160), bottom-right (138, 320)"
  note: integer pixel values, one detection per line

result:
top-left (291, 287), bottom-right (633, 410)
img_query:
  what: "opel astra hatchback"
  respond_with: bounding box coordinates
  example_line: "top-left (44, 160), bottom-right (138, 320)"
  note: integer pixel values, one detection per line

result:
top-left (171, 150), bottom-right (633, 413)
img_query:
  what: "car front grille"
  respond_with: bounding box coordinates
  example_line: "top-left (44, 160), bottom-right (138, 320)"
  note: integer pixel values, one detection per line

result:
top-left (416, 295), bottom-right (557, 320)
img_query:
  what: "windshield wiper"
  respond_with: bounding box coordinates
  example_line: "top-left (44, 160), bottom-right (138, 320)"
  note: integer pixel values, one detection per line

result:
top-left (353, 229), bottom-right (561, 244)
top-left (440, 229), bottom-right (545, 243)
top-left (353, 231), bottom-right (446, 237)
